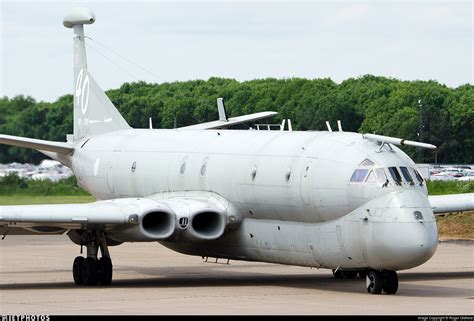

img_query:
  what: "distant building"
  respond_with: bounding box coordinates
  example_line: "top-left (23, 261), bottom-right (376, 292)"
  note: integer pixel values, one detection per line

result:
top-left (0, 160), bottom-right (73, 182)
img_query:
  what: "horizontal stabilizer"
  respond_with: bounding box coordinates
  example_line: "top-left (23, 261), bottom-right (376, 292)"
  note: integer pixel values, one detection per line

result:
top-left (362, 133), bottom-right (436, 149)
top-left (0, 134), bottom-right (74, 154)
top-left (428, 193), bottom-right (474, 214)
top-left (180, 111), bottom-right (278, 130)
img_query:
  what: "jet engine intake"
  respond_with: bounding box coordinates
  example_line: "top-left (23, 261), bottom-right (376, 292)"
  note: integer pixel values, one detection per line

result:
top-left (105, 199), bottom-right (177, 242)
top-left (141, 210), bottom-right (175, 239)
top-left (188, 210), bottom-right (226, 241)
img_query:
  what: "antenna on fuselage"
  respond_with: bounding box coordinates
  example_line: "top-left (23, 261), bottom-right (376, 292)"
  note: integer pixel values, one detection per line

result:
top-left (217, 98), bottom-right (228, 122)
top-left (149, 117), bottom-right (153, 129)
top-left (280, 119), bottom-right (286, 131)
top-left (337, 120), bottom-right (343, 132)
top-left (325, 121), bottom-right (333, 132)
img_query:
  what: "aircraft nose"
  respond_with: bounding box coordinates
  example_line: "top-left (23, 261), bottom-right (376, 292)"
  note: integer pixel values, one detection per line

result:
top-left (369, 218), bottom-right (438, 270)
top-left (364, 191), bottom-right (438, 270)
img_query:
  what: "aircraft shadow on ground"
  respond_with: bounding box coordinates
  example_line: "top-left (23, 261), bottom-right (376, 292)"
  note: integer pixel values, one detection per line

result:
top-left (1, 268), bottom-right (473, 297)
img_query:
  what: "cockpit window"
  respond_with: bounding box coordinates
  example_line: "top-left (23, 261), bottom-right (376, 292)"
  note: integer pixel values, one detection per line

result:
top-left (350, 169), bottom-right (369, 182)
top-left (359, 158), bottom-right (375, 166)
top-left (365, 170), bottom-right (377, 183)
top-left (400, 166), bottom-right (414, 185)
top-left (412, 168), bottom-right (424, 185)
top-left (375, 168), bottom-right (388, 185)
top-left (388, 167), bottom-right (402, 186)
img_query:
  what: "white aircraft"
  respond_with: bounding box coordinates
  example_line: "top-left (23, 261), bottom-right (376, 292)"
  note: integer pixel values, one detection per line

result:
top-left (1, 8), bottom-right (473, 294)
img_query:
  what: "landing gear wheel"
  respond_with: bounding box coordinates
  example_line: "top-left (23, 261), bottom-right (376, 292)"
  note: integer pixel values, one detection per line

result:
top-left (83, 257), bottom-right (98, 286)
top-left (383, 271), bottom-right (398, 294)
top-left (73, 230), bottom-right (114, 286)
top-left (98, 257), bottom-right (113, 286)
top-left (72, 256), bottom-right (84, 285)
top-left (366, 270), bottom-right (383, 294)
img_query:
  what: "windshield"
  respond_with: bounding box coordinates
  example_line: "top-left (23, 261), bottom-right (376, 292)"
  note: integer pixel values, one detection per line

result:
top-left (375, 168), bottom-right (388, 184)
top-left (400, 166), bottom-right (414, 185)
top-left (388, 167), bottom-right (402, 186)
top-left (350, 169), bottom-right (369, 182)
top-left (413, 168), bottom-right (424, 185)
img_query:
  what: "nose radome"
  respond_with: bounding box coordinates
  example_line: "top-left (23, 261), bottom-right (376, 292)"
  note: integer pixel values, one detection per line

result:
top-left (387, 189), bottom-right (432, 209)
top-left (365, 218), bottom-right (438, 270)
top-left (363, 190), bottom-right (438, 270)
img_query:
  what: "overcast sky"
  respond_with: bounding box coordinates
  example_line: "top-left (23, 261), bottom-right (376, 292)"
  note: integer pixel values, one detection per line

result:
top-left (1, 0), bottom-right (472, 102)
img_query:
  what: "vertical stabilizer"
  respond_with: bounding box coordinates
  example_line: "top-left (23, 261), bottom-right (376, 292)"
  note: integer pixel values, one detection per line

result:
top-left (64, 8), bottom-right (130, 141)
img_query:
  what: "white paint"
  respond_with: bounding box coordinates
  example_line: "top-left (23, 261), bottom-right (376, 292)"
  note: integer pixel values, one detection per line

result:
top-left (81, 74), bottom-right (90, 115)
top-left (74, 69), bottom-right (83, 106)
top-left (93, 158), bottom-right (100, 177)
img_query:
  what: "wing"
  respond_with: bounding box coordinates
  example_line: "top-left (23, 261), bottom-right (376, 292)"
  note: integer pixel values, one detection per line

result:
top-left (428, 193), bottom-right (474, 214)
top-left (0, 194), bottom-right (232, 242)
top-left (180, 111), bottom-right (278, 130)
top-left (179, 97), bottom-right (277, 130)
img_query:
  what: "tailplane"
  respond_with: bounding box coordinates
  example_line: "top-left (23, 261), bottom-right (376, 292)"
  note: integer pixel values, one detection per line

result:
top-left (64, 8), bottom-right (130, 141)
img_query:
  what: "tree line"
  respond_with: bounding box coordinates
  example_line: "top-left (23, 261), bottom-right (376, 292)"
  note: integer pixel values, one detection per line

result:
top-left (0, 75), bottom-right (472, 164)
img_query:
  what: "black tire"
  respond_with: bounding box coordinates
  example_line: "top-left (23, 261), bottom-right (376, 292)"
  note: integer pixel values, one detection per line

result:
top-left (72, 256), bottom-right (84, 285)
top-left (332, 269), bottom-right (344, 279)
top-left (82, 257), bottom-right (98, 286)
top-left (383, 271), bottom-right (398, 294)
top-left (366, 270), bottom-right (383, 294)
top-left (98, 257), bottom-right (113, 286)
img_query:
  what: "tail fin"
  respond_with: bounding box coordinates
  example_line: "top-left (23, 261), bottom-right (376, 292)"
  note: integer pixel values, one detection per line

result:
top-left (64, 8), bottom-right (130, 141)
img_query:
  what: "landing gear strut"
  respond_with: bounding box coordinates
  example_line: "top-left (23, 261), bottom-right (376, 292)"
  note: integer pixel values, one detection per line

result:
top-left (72, 231), bottom-right (113, 286)
top-left (366, 270), bottom-right (398, 294)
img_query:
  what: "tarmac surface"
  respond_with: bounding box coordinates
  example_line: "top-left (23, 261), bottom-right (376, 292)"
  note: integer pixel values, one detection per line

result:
top-left (0, 235), bottom-right (473, 315)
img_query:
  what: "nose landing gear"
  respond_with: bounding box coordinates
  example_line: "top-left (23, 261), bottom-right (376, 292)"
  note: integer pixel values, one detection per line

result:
top-left (72, 230), bottom-right (113, 286)
top-left (366, 270), bottom-right (398, 294)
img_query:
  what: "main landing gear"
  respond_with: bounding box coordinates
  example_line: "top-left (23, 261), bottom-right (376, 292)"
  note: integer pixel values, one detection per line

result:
top-left (72, 231), bottom-right (113, 286)
top-left (332, 268), bottom-right (398, 294)
top-left (366, 270), bottom-right (398, 294)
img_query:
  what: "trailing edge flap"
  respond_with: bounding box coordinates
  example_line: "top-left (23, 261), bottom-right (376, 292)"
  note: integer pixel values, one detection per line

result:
top-left (428, 193), bottom-right (474, 214)
top-left (0, 134), bottom-right (74, 155)
top-left (180, 111), bottom-right (278, 130)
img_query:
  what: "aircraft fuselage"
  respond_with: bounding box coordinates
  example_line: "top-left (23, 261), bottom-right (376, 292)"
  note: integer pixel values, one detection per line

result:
top-left (71, 128), bottom-right (438, 271)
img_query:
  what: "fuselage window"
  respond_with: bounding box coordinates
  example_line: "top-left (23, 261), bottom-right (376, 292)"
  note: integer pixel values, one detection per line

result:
top-left (388, 167), bottom-right (402, 186)
top-left (400, 166), bottom-right (414, 185)
top-left (375, 168), bottom-right (388, 185)
top-left (350, 169), bottom-right (369, 182)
